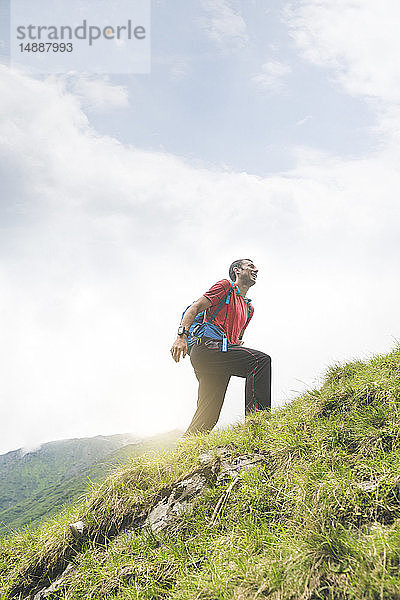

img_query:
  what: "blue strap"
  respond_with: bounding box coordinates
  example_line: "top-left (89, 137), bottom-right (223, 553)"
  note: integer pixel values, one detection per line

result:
top-left (244, 298), bottom-right (252, 326)
top-left (207, 284), bottom-right (234, 323)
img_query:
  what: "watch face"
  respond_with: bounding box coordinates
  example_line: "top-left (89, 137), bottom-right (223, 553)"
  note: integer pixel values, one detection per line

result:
top-left (178, 326), bottom-right (184, 335)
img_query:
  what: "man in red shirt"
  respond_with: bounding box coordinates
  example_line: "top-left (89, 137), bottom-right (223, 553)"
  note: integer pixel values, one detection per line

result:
top-left (171, 259), bottom-right (271, 435)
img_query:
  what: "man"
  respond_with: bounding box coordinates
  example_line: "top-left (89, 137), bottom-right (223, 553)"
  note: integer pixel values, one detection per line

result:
top-left (170, 259), bottom-right (271, 435)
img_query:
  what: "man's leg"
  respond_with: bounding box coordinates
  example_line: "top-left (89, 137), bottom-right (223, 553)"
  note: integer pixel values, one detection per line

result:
top-left (212, 345), bottom-right (271, 414)
top-left (240, 348), bottom-right (271, 413)
top-left (184, 370), bottom-right (230, 435)
top-left (185, 342), bottom-right (271, 435)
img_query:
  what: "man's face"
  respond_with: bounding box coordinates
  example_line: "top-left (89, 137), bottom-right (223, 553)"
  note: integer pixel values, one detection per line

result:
top-left (236, 260), bottom-right (258, 286)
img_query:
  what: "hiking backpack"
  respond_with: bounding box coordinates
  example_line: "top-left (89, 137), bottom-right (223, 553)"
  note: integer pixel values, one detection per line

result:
top-left (182, 283), bottom-right (251, 353)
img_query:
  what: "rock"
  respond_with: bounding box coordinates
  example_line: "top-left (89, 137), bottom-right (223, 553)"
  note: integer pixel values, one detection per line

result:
top-left (29, 564), bottom-right (75, 599)
top-left (357, 480), bottom-right (379, 492)
top-left (198, 451), bottom-right (213, 465)
top-left (198, 446), bottom-right (233, 465)
top-left (146, 451), bottom-right (267, 533)
top-left (69, 520), bottom-right (86, 539)
top-left (217, 453), bottom-right (265, 482)
top-left (146, 472), bottom-right (209, 533)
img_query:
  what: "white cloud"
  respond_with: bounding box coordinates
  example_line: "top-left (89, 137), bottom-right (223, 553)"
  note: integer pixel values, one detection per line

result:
top-left (0, 65), bottom-right (399, 454)
top-left (61, 75), bottom-right (129, 112)
top-left (296, 115), bottom-right (312, 126)
top-left (200, 0), bottom-right (248, 50)
top-left (252, 60), bottom-right (291, 93)
top-left (287, 0), bottom-right (400, 104)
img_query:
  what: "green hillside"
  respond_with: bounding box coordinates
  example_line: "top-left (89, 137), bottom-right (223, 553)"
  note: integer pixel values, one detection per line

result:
top-left (0, 432), bottom-right (180, 535)
top-left (1, 347), bottom-right (400, 599)
top-left (0, 433), bottom-right (140, 515)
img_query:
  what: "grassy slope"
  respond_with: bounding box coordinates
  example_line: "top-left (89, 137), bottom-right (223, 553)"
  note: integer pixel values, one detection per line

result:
top-left (1, 347), bottom-right (400, 599)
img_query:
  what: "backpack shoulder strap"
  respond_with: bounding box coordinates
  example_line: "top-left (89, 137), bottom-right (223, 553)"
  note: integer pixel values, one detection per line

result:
top-left (207, 283), bottom-right (234, 322)
top-left (238, 298), bottom-right (252, 342)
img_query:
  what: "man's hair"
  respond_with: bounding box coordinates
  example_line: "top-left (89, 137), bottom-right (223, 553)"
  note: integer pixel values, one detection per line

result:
top-left (229, 259), bottom-right (253, 281)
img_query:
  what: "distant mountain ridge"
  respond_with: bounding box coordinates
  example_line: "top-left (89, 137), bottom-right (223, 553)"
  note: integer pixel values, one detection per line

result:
top-left (0, 433), bottom-right (140, 513)
top-left (0, 431), bottom-right (180, 534)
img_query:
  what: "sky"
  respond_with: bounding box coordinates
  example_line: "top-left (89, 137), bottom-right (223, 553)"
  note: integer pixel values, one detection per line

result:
top-left (0, 0), bottom-right (399, 454)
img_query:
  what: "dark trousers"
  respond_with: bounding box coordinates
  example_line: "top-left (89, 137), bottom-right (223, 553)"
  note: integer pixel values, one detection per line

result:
top-left (185, 339), bottom-right (271, 435)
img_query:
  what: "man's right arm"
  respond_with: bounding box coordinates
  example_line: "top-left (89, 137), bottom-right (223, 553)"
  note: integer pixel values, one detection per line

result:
top-left (170, 295), bottom-right (211, 362)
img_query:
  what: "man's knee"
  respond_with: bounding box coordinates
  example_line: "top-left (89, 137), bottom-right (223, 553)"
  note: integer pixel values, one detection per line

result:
top-left (241, 347), bottom-right (271, 372)
top-left (258, 351), bottom-right (271, 367)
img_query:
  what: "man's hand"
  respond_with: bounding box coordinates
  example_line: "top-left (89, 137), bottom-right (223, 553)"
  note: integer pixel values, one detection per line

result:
top-left (170, 296), bottom-right (211, 363)
top-left (170, 336), bottom-right (188, 362)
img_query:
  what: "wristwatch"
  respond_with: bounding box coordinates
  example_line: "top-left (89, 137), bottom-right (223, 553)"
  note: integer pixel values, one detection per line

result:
top-left (177, 325), bottom-right (189, 337)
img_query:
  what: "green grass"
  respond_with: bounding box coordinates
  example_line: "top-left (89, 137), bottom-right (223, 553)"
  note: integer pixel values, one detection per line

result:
top-left (2, 347), bottom-right (400, 599)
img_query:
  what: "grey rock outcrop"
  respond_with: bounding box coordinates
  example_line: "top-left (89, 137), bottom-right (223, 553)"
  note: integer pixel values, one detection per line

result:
top-left (21, 447), bottom-right (268, 600)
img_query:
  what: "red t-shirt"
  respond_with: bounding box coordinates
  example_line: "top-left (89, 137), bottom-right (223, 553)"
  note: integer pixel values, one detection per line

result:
top-left (203, 279), bottom-right (254, 344)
